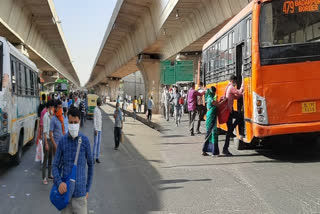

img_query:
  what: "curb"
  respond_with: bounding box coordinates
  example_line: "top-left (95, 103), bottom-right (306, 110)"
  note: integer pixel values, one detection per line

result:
top-left (105, 103), bottom-right (163, 132)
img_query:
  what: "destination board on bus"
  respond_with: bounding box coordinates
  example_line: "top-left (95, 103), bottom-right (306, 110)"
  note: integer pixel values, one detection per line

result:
top-left (282, 0), bottom-right (320, 14)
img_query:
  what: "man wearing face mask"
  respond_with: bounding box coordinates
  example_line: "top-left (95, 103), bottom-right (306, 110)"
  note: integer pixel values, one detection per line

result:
top-left (50, 100), bottom-right (65, 153)
top-left (224, 75), bottom-right (244, 156)
top-left (52, 107), bottom-right (93, 214)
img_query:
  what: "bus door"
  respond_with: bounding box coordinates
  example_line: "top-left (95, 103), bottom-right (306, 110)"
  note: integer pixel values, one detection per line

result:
top-left (235, 44), bottom-right (245, 136)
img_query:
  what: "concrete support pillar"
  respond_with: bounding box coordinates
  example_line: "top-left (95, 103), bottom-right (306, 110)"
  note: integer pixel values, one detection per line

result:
top-left (136, 58), bottom-right (161, 114)
top-left (108, 79), bottom-right (121, 102)
top-left (95, 84), bottom-right (107, 98)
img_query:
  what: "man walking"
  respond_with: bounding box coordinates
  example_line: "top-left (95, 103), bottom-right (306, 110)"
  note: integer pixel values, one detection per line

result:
top-left (161, 87), bottom-right (170, 121)
top-left (224, 75), bottom-right (244, 156)
top-left (52, 107), bottom-right (93, 214)
top-left (93, 98), bottom-right (102, 163)
top-left (187, 82), bottom-right (205, 136)
top-left (42, 100), bottom-right (54, 184)
top-left (50, 100), bottom-right (65, 153)
top-left (114, 102), bottom-right (123, 150)
top-left (147, 96), bottom-right (154, 121)
top-left (196, 82), bottom-right (206, 134)
top-left (170, 86), bottom-right (182, 127)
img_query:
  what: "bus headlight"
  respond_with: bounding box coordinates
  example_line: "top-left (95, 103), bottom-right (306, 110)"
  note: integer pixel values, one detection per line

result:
top-left (253, 92), bottom-right (268, 125)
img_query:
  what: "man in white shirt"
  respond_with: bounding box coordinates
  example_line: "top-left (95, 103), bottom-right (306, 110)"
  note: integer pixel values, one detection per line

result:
top-left (93, 98), bottom-right (102, 163)
top-left (42, 100), bottom-right (54, 185)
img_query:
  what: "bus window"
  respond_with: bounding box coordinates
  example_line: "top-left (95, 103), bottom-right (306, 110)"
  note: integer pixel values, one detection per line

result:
top-left (30, 70), bottom-right (34, 96)
top-left (0, 42), bottom-right (2, 91)
top-left (246, 18), bottom-right (252, 57)
top-left (260, 1), bottom-right (320, 47)
top-left (24, 67), bottom-right (29, 95)
top-left (10, 59), bottom-right (16, 93)
top-left (17, 63), bottom-right (23, 95)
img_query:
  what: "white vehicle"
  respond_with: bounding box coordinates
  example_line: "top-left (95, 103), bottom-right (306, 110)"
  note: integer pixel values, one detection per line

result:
top-left (0, 37), bottom-right (39, 164)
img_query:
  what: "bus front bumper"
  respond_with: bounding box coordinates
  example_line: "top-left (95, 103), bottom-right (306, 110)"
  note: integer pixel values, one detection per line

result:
top-left (0, 134), bottom-right (10, 153)
top-left (253, 121), bottom-right (320, 138)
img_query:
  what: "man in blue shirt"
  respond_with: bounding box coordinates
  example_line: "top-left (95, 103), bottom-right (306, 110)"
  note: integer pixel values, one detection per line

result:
top-left (52, 107), bottom-right (93, 214)
top-left (50, 100), bottom-right (64, 153)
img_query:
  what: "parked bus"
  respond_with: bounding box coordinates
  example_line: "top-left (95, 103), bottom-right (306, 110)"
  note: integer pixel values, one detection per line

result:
top-left (200, 0), bottom-right (320, 149)
top-left (54, 78), bottom-right (69, 95)
top-left (0, 37), bottom-right (39, 164)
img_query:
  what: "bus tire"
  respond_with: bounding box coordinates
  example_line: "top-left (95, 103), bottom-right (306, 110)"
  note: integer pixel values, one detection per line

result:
top-left (12, 132), bottom-right (23, 165)
top-left (234, 137), bottom-right (246, 150)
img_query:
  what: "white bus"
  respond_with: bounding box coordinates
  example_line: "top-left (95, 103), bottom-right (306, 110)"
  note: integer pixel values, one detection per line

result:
top-left (0, 37), bottom-right (39, 164)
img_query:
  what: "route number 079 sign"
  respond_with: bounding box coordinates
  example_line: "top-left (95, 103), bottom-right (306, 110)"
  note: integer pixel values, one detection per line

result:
top-left (283, 0), bottom-right (320, 14)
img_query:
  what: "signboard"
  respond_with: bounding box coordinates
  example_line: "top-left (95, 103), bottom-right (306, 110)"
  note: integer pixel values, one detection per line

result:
top-left (282, 0), bottom-right (320, 14)
top-left (160, 60), bottom-right (194, 85)
top-left (175, 61), bottom-right (194, 82)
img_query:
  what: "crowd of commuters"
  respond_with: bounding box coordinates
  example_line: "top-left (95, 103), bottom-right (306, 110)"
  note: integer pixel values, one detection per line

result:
top-left (36, 91), bottom-right (97, 213)
top-left (160, 74), bottom-right (243, 157)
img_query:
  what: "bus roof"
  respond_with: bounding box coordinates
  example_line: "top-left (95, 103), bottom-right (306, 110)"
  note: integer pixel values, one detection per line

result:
top-left (0, 36), bottom-right (38, 72)
top-left (203, 1), bottom-right (254, 51)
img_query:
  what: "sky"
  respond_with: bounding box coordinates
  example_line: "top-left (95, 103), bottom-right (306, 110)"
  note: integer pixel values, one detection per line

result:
top-left (53, 0), bottom-right (118, 86)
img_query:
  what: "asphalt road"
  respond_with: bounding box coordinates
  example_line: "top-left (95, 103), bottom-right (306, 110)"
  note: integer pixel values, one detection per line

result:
top-left (1, 105), bottom-right (320, 214)
top-left (0, 106), bottom-right (161, 214)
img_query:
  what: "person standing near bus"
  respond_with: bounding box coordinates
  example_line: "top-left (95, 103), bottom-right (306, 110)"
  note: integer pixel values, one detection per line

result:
top-left (42, 100), bottom-right (54, 184)
top-left (224, 75), bottom-right (244, 156)
top-left (93, 98), bottom-right (102, 163)
top-left (196, 82), bottom-right (206, 134)
top-left (133, 96), bottom-right (138, 120)
top-left (52, 107), bottom-right (93, 214)
top-left (50, 100), bottom-right (65, 153)
top-left (187, 82), bottom-right (205, 136)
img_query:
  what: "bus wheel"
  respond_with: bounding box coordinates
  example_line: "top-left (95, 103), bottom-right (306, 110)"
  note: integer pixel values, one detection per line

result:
top-left (12, 132), bottom-right (23, 165)
top-left (234, 137), bottom-right (246, 150)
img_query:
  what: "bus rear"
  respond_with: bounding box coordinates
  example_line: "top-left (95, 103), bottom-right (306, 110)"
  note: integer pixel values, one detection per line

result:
top-left (253, 0), bottom-right (320, 138)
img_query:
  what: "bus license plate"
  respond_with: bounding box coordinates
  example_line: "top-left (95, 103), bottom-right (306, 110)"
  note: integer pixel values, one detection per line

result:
top-left (302, 102), bottom-right (316, 113)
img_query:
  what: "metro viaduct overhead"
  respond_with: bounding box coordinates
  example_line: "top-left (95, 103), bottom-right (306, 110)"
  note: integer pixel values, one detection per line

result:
top-left (87, 0), bottom-right (251, 113)
top-left (0, 0), bottom-right (80, 87)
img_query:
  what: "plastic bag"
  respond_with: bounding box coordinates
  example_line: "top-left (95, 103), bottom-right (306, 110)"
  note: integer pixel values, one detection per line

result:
top-left (35, 139), bottom-right (44, 163)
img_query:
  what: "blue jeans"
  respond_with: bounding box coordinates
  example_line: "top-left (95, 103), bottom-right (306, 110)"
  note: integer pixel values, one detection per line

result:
top-left (93, 131), bottom-right (101, 159)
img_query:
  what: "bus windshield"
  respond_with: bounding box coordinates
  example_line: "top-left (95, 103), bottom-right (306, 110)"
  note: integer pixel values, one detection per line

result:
top-left (260, 0), bottom-right (320, 47)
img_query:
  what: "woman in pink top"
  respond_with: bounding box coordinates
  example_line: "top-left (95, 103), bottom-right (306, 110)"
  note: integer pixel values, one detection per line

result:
top-left (223, 75), bottom-right (244, 156)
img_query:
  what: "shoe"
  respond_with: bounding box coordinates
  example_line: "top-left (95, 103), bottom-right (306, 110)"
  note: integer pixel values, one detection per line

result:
top-left (211, 154), bottom-right (219, 158)
top-left (196, 131), bottom-right (201, 134)
top-left (191, 133), bottom-right (195, 136)
top-left (48, 176), bottom-right (54, 181)
top-left (96, 159), bottom-right (101, 163)
top-left (176, 124), bottom-right (178, 127)
top-left (202, 152), bottom-right (209, 156)
top-left (230, 133), bottom-right (236, 138)
top-left (114, 147), bottom-right (118, 150)
top-left (43, 178), bottom-right (48, 185)
top-left (222, 150), bottom-right (233, 156)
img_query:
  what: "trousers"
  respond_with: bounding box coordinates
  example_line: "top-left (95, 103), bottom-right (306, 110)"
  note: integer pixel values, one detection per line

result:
top-left (42, 138), bottom-right (53, 179)
top-left (188, 110), bottom-right (197, 134)
top-left (61, 197), bottom-right (87, 214)
top-left (93, 131), bottom-right (101, 159)
top-left (114, 127), bottom-right (121, 148)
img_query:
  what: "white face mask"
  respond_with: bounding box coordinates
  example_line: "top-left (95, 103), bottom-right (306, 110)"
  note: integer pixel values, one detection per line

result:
top-left (69, 123), bottom-right (80, 138)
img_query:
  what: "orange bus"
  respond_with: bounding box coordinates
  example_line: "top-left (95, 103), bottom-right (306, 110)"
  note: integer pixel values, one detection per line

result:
top-left (199, 0), bottom-right (320, 149)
